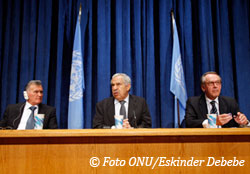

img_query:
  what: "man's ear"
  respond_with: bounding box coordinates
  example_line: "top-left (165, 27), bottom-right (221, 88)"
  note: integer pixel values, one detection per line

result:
top-left (23, 91), bottom-right (29, 100)
top-left (127, 84), bottom-right (131, 92)
top-left (201, 84), bottom-right (205, 92)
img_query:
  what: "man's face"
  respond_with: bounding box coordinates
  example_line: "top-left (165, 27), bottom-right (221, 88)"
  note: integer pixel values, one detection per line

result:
top-left (27, 84), bottom-right (43, 105)
top-left (201, 74), bottom-right (221, 100)
top-left (111, 76), bottom-right (131, 101)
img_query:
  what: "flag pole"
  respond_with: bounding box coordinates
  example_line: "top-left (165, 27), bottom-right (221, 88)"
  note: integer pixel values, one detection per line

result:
top-left (171, 10), bottom-right (174, 34)
top-left (171, 10), bottom-right (181, 128)
top-left (79, 3), bottom-right (82, 24)
top-left (177, 99), bottom-right (180, 128)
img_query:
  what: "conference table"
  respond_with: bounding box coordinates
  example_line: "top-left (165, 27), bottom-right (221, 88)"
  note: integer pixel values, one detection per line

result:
top-left (0, 128), bottom-right (250, 174)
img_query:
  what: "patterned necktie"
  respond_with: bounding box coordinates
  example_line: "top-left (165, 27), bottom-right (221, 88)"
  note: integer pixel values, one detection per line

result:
top-left (120, 101), bottom-right (126, 119)
top-left (26, 106), bottom-right (37, 129)
top-left (210, 101), bottom-right (218, 114)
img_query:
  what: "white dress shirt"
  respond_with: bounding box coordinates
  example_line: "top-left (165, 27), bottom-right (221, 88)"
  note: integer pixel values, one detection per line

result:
top-left (202, 96), bottom-right (221, 128)
top-left (17, 102), bottom-right (38, 130)
top-left (114, 95), bottom-right (129, 118)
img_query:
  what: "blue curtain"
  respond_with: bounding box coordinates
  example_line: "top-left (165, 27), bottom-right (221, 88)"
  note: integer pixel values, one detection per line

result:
top-left (0, 0), bottom-right (250, 128)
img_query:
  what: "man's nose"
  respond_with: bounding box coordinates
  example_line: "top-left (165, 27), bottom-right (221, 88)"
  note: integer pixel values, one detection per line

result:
top-left (213, 83), bottom-right (219, 87)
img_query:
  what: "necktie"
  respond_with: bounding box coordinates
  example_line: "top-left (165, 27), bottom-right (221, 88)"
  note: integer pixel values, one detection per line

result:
top-left (210, 101), bottom-right (218, 114)
top-left (120, 101), bottom-right (126, 119)
top-left (26, 106), bottom-right (37, 129)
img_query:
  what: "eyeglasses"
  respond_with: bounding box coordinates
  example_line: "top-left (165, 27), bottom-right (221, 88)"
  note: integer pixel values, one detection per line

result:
top-left (205, 81), bottom-right (221, 86)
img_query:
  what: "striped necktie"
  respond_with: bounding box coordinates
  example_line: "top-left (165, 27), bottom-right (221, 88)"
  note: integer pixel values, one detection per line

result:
top-left (210, 101), bottom-right (218, 114)
top-left (26, 106), bottom-right (37, 129)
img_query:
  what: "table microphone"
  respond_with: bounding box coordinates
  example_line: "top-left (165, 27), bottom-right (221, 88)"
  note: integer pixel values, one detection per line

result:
top-left (133, 111), bottom-right (137, 128)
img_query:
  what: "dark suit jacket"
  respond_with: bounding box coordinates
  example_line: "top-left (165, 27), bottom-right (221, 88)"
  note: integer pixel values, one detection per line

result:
top-left (93, 95), bottom-right (152, 128)
top-left (185, 94), bottom-right (240, 128)
top-left (0, 102), bottom-right (58, 129)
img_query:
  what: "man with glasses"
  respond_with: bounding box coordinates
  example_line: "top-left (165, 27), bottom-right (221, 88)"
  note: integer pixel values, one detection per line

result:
top-left (185, 71), bottom-right (249, 128)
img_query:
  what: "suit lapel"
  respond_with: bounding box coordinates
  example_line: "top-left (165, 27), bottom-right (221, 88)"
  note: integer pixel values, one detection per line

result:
top-left (218, 96), bottom-right (227, 114)
top-left (199, 95), bottom-right (208, 119)
top-left (38, 104), bottom-right (43, 114)
top-left (108, 97), bottom-right (115, 125)
top-left (128, 95), bottom-right (135, 120)
top-left (13, 103), bottom-right (26, 129)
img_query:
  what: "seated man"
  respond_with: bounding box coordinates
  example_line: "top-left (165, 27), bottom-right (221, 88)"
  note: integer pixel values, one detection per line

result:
top-left (0, 80), bottom-right (58, 129)
top-left (93, 73), bottom-right (152, 128)
top-left (185, 71), bottom-right (249, 128)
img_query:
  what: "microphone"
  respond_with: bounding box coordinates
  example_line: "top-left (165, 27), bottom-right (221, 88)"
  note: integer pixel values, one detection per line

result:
top-left (0, 126), bottom-right (13, 130)
top-left (133, 111), bottom-right (137, 128)
top-left (12, 103), bottom-right (25, 128)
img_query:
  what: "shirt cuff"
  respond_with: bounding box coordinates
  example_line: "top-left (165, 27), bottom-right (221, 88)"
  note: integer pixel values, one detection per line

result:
top-left (202, 119), bottom-right (208, 128)
top-left (244, 120), bottom-right (250, 127)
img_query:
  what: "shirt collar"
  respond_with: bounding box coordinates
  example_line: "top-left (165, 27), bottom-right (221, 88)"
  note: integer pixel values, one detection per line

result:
top-left (25, 101), bottom-right (38, 110)
top-left (205, 95), bottom-right (219, 104)
top-left (114, 95), bottom-right (129, 104)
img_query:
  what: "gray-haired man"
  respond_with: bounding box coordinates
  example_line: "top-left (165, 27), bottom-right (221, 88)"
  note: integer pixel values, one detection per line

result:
top-left (93, 73), bottom-right (152, 128)
top-left (0, 80), bottom-right (58, 129)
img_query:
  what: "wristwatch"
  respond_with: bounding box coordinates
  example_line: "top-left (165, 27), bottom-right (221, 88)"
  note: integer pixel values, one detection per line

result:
top-left (246, 120), bottom-right (250, 125)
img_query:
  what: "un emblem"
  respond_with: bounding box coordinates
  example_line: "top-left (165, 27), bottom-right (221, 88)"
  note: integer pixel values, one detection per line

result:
top-left (174, 55), bottom-right (186, 94)
top-left (69, 50), bottom-right (83, 102)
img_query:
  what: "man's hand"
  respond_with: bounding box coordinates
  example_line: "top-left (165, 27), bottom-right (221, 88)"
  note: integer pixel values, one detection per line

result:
top-left (234, 112), bottom-right (248, 125)
top-left (122, 119), bottom-right (132, 129)
top-left (216, 114), bottom-right (233, 126)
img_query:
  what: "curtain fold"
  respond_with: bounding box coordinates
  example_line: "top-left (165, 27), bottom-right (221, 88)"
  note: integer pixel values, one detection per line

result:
top-left (0, 0), bottom-right (250, 128)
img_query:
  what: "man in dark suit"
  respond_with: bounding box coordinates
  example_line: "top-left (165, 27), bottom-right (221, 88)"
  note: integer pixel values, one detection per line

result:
top-left (185, 71), bottom-right (249, 128)
top-left (93, 73), bottom-right (152, 128)
top-left (0, 80), bottom-right (58, 129)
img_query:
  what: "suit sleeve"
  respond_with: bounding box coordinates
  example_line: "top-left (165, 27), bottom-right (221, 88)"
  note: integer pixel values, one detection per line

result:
top-left (137, 99), bottom-right (152, 128)
top-left (185, 99), bottom-right (205, 128)
top-left (46, 107), bottom-right (58, 129)
top-left (92, 102), bottom-right (105, 128)
top-left (222, 98), bottom-right (240, 128)
top-left (0, 107), bottom-right (9, 127)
